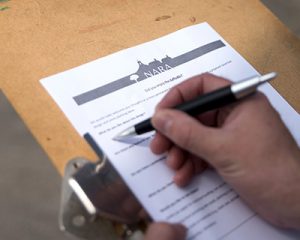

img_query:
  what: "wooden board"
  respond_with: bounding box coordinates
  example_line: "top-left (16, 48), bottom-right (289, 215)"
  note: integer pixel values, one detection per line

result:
top-left (1, 0), bottom-right (299, 174)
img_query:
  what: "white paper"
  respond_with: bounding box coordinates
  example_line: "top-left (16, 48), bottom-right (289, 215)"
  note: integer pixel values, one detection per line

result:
top-left (41, 23), bottom-right (300, 239)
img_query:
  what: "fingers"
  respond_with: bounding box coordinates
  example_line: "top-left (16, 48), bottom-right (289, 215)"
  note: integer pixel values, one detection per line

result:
top-left (150, 132), bottom-right (171, 154)
top-left (152, 109), bottom-right (223, 164)
top-left (150, 73), bottom-right (232, 187)
top-left (156, 73), bottom-right (231, 110)
top-left (173, 155), bottom-right (207, 187)
top-left (152, 140), bottom-right (207, 187)
top-left (173, 159), bottom-right (194, 187)
top-left (144, 222), bottom-right (187, 240)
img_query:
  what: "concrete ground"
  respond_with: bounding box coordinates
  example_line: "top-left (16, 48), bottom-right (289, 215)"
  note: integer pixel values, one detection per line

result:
top-left (0, 92), bottom-right (64, 239)
top-left (262, 0), bottom-right (300, 37)
top-left (0, 1), bottom-right (299, 239)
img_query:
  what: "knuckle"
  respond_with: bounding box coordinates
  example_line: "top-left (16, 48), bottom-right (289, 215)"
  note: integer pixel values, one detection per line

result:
top-left (201, 72), bottom-right (215, 79)
top-left (201, 72), bottom-right (230, 83)
top-left (157, 87), bottom-right (182, 109)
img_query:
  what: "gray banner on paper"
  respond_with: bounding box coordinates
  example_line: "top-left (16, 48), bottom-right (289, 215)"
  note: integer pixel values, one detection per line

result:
top-left (73, 40), bottom-right (225, 105)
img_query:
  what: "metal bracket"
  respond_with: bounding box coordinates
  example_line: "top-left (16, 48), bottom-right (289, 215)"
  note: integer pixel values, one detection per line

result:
top-left (58, 134), bottom-right (148, 239)
top-left (59, 158), bottom-right (145, 240)
top-left (59, 158), bottom-right (119, 240)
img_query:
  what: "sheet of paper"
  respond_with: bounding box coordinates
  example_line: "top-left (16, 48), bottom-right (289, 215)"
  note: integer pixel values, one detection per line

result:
top-left (41, 23), bottom-right (300, 240)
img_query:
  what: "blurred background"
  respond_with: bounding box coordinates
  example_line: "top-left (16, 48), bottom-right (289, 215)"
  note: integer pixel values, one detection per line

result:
top-left (0, 1), bottom-right (299, 239)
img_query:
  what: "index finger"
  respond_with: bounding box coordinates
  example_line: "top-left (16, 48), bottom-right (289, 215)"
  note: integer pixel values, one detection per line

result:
top-left (156, 73), bottom-right (231, 109)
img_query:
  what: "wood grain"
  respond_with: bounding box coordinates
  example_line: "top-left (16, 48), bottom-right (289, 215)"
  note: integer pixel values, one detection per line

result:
top-left (1, 0), bottom-right (299, 174)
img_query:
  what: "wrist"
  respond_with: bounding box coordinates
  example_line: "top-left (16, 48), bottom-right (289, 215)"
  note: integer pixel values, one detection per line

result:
top-left (268, 149), bottom-right (300, 229)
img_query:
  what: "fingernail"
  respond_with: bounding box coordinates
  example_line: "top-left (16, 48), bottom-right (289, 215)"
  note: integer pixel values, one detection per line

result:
top-left (174, 175), bottom-right (189, 188)
top-left (152, 111), bottom-right (173, 134)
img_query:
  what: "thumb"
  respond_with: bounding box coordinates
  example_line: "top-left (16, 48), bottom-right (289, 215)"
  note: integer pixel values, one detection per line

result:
top-left (152, 109), bottom-right (223, 165)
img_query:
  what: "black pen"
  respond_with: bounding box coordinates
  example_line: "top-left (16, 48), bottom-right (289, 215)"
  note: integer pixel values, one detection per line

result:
top-left (114, 72), bottom-right (277, 140)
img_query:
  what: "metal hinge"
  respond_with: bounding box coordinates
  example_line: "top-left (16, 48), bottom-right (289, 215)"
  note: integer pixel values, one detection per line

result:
top-left (58, 134), bottom-right (148, 240)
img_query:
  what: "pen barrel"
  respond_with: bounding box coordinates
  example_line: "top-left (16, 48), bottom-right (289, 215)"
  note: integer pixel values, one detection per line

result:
top-left (175, 86), bottom-right (236, 115)
top-left (128, 74), bottom-right (275, 137)
top-left (135, 119), bottom-right (153, 135)
top-left (135, 86), bottom-right (236, 135)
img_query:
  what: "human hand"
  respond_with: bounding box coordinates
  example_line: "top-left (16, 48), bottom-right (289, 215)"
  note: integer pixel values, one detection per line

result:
top-left (144, 222), bottom-right (186, 240)
top-left (150, 73), bottom-right (300, 229)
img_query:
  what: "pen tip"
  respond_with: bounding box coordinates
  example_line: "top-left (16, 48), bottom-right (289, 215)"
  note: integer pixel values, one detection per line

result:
top-left (113, 126), bottom-right (137, 141)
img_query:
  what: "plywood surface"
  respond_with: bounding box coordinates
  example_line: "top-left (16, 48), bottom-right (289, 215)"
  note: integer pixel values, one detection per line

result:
top-left (0, 0), bottom-right (299, 174)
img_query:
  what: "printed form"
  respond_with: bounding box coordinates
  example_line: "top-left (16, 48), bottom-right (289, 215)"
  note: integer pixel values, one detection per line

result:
top-left (41, 23), bottom-right (300, 239)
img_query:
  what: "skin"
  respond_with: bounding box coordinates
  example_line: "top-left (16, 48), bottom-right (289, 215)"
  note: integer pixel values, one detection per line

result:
top-left (144, 73), bottom-right (300, 239)
top-left (144, 223), bottom-right (187, 240)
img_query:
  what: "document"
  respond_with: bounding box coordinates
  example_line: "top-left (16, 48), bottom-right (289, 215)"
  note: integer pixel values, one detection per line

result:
top-left (41, 23), bottom-right (300, 239)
